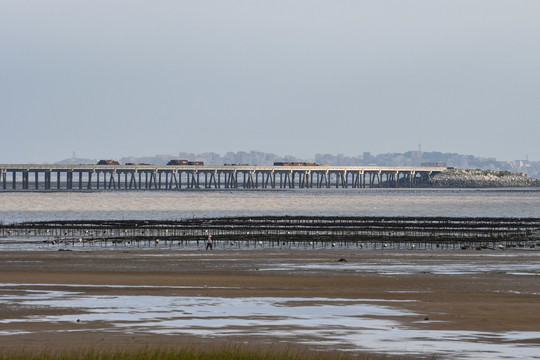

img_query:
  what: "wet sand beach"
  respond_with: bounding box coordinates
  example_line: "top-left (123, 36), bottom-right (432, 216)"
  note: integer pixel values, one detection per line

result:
top-left (1, 248), bottom-right (540, 359)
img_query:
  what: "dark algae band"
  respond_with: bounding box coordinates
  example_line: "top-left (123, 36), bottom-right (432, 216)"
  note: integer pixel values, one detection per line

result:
top-left (3, 216), bottom-right (539, 243)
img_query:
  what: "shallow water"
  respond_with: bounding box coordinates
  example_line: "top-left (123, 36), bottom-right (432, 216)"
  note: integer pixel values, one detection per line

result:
top-left (1, 285), bottom-right (539, 360)
top-left (265, 252), bottom-right (540, 276)
top-left (1, 188), bottom-right (539, 223)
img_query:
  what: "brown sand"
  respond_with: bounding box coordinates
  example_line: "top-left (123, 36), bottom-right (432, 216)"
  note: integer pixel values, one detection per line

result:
top-left (1, 248), bottom-right (539, 355)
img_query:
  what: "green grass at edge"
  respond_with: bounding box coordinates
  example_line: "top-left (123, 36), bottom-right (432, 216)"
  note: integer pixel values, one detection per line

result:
top-left (0, 345), bottom-right (406, 360)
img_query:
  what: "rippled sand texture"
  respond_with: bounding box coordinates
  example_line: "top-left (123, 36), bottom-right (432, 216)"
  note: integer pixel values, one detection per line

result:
top-left (1, 188), bottom-right (539, 222)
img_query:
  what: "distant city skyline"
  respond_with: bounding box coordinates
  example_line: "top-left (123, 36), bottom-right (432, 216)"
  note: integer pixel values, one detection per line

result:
top-left (58, 148), bottom-right (531, 164)
top-left (0, 147), bottom-right (537, 165)
top-left (47, 148), bottom-right (540, 178)
top-left (1, 1), bottom-right (539, 163)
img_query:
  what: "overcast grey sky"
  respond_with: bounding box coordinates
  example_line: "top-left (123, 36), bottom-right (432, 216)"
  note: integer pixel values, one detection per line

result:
top-left (1, 1), bottom-right (539, 163)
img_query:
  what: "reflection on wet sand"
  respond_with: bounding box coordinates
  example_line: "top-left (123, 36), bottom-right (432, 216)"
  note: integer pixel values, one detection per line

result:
top-left (1, 286), bottom-right (539, 360)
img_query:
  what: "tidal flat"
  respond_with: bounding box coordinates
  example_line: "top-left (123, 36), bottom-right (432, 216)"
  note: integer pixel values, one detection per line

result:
top-left (1, 249), bottom-right (539, 359)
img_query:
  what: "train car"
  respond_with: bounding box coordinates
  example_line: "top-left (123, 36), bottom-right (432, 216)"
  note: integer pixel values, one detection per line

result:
top-left (97, 160), bottom-right (120, 165)
top-left (167, 159), bottom-right (189, 165)
top-left (273, 162), bottom-right (318, 166)
top-left (187, 161), bottom-right (204, 166)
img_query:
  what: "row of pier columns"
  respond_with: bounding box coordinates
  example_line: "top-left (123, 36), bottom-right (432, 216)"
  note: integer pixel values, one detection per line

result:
top-left (1, 169), bottom-right (432, 190)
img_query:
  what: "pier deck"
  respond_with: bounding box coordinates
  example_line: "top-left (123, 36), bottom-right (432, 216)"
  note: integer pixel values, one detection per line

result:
top-left (0, 164), bottom-right (448, 191)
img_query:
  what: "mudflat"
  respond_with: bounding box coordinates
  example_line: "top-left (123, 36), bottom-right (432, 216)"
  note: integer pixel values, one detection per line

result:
top-left (1, 248), bottom-right (539, 356)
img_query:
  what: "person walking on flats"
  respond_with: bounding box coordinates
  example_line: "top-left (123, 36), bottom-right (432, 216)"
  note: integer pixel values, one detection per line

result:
top-left (206, 234), bottom-right (213, 250)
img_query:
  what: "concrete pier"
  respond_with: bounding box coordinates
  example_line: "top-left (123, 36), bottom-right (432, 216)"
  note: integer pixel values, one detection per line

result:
top-left (0, 164), bottom-right (448, 191)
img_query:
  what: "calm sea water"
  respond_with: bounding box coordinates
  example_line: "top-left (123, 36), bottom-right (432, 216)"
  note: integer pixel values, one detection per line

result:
top-left (1, 188), bottom-right (539, 223)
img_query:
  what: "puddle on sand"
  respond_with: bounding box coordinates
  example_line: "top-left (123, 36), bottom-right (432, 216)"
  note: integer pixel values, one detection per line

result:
top-left (264, 261), bottom-right (540, 276)
top-left (1, 286), bottom-right (539, 359)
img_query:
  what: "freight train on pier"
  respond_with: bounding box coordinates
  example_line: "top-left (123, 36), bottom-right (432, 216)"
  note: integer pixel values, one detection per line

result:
top-left (97, 160), bottom-right (120, 165)
top-left (98, 160), bottom-right (327, 167)
top-left (167, 160), bottom-right (204, 166)
top-left (274, 162), bottom-right (325, 166)
top-left (98, 160), bottom-right (206, 166)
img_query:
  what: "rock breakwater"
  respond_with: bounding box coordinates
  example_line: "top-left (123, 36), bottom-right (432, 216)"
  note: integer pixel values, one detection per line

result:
top-left (427, 169), bottom-right (540, 188)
